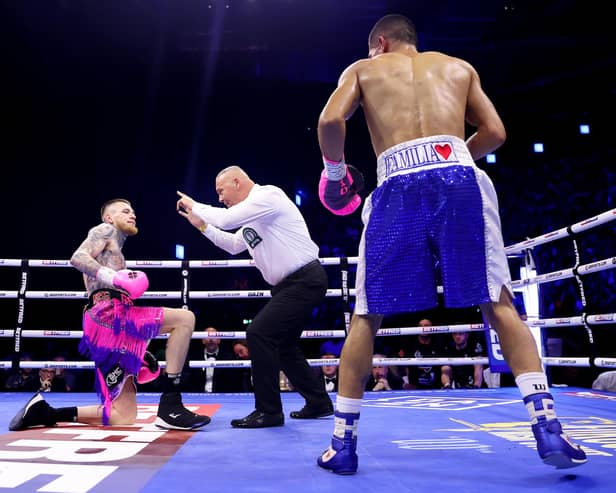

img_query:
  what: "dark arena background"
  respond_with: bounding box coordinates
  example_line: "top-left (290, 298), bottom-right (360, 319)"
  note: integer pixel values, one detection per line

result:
top-left (1, 1), bottom-right (615, 492)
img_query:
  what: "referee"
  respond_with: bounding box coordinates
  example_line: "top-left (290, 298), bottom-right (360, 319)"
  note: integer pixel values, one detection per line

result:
top-left (177, 166), bottom-right (334, 428)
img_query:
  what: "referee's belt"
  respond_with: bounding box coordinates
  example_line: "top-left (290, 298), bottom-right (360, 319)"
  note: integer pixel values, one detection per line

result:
top-left (285, 259), bottom-right (321, 280)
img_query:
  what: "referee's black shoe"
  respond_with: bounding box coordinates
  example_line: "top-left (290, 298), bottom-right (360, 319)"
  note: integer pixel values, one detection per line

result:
top-left (290, 402), bottom-right (334, 419)
top-left (231, 410), bottom-right (284, 428)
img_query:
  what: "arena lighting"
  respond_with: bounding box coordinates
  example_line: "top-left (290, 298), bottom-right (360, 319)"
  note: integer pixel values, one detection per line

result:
top-left (295, 190), bottom-right (304, 206)
top-left (175, 244), bottom-right (185, 260)
top-left (486, 153), bottom-right (496, 164)
top-left (533, 142), bottom-right (544, 153)
top-left (579, 124), bottom-right (590, 134)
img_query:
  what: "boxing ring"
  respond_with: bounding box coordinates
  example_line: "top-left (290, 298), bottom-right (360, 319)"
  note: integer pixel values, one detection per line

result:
top-left (0, 208), bottom-right (615, 493)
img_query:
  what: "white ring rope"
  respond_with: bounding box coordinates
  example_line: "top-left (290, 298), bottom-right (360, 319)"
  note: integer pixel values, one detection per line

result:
top-left (0, 357), bottom-right (491, 370)
top-left (2, 314), bottom-right (614, 345)
top-left (1, 208), bottom-right (615, 373)
top-left (0, 257), bottom-right (358, 269)
top-left (3, 356), bottom-right (616, 371)
top-left (0, 289), bottom-right (354, 299)
top-left (0, 329), bottom-right (348, 340)
top-left (1, 251), bottom-right (614, 300)
top-left (1, 207), bottom-right (612, 269)
top-left (1, 248), bottom-right (614, 297)
top-left (510, 256), bottom-right (616, 289)
top-left (504, 207), bottom-right (616, 254)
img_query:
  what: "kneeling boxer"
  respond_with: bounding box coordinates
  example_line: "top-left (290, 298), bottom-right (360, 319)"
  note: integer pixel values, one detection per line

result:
top-left (9, 198), bottom-right (210, 431)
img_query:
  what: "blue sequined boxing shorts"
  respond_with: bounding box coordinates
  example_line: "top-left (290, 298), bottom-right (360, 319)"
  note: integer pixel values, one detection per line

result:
top-left (354, 135), bottom-right (512, 316)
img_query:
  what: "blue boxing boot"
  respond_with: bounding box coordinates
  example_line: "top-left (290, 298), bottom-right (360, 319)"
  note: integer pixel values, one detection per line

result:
top-left (524, 392), bottom-right (587, 469)
top-left (317, 411), bottom-right (359, 474)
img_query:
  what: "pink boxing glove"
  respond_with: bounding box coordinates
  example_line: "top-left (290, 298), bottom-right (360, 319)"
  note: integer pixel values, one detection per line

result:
top-left (96, 267), bottom-right (149, 299)
top-left (318, 156), bottom-right (364, 216)
top-left (114, 269), bottom-right (149, 299)
top-left (137, 351), bottom-right (160, 384)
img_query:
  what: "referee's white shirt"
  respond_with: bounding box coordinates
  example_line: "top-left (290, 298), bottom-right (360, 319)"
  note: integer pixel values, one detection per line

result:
top-left (192, 184), bottom-right (319, 286)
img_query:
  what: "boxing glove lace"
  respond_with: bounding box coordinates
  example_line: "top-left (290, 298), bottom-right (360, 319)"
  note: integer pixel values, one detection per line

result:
top-left (96, 267), bottom-right (149, 299)
top-left (318, 156), bottom-right (364, 216)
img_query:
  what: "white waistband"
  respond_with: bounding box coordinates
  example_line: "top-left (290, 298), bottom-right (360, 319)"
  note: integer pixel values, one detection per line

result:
top-left (376, 135), bottom-right (475, 186)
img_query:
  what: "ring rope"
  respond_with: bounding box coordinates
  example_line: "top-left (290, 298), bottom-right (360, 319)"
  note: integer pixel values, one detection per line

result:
top-left (510, 256), bottom-right (616, 290)
top-left (1, 254), bottom-right (614, 299)
top-left (0, 357), bottom-right (491, 370)
top-left (0, 257), bottom-right (357, 269)
top-left (2, 314), bottom-right (613, 341)
top-left (504, 207), bottom-right (616, 255)
top-left (1, 247), bottom-right (613, 299)
top-left (2, 208), bottom-right (615, 374)
top-left (3, 356), bottom-right (616, 371)
top-left (1, 316), bottom-right (613, 355)
top-left (0, 289), bottom-right (355, 299)
top-left (2, 203), bottom-right (613, 285)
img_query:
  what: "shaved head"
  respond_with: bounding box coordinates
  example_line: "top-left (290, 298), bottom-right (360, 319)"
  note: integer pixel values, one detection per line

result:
top-left (216, 165), bottom-right (250, 181)
top-left (368, 14), bottom-right (417, 48)
top-left (215, 165), bottom-right (255, 208)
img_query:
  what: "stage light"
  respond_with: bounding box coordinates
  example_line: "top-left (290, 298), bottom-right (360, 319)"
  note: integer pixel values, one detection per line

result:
top-left (533, 143), bottom-right (544, 153)
top-left (486, 153), bottom-right (496, 164)
top-left (295, 189), bottom-right (305, 206)
top-left (579, 124), bottom-right (590, 135)
top-left (175, 244), bottom-right (185, 260)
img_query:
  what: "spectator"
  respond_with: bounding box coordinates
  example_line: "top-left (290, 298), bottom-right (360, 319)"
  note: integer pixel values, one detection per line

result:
top-left (38, 354), bottom-right (77, 392)
top-left (232, 339), bottom-right (254, 393)
top-left (403, 319), bottom-right (443, 390)
top-left (365, 354), bottom-right (403, 391)
top-left (319, 353), bottom-right (339, 392)
top-left (189, 327), bottom-right (242, 393)
top-left (441, 332), bottom-right (485, 389)
top-left (4, 353), bottom-right (39, 392)
top-left (592, 371), bottom-right (616, 392)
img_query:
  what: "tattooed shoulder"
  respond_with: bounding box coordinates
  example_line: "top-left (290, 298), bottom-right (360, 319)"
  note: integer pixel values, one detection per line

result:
top-left (90, 224), bottom-right (125, 270)
top-left (89, 223), bottom-right (116, 240)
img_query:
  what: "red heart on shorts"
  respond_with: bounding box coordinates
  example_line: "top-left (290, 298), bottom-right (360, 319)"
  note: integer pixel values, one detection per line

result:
top-left (435, 144), bottom-right (452, 160)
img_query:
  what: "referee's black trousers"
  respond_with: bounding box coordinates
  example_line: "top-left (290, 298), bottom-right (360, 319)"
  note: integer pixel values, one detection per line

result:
top-left (247, 260), bottom-right (331, 415)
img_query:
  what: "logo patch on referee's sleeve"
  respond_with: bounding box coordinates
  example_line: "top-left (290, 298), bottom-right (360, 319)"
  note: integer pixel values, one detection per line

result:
top-left (243, 227), bottom-right (263, 249)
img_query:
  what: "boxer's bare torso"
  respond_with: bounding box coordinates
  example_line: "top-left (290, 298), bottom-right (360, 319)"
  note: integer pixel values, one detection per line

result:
top-left (320, 48), bottom-right (504, 161)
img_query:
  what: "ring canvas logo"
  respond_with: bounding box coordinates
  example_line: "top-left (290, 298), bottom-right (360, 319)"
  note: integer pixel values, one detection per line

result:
top-left (0, 403), bottom-right (219, 493)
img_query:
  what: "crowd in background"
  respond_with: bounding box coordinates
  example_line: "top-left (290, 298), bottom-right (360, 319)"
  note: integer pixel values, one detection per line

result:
top-left (1, 130), bottom-right (614, 393)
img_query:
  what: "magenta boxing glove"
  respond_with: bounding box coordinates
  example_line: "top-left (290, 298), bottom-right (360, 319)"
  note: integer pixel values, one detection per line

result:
top-left (96, 267), bottom-right (149, 299)
top-left (318, 156), bottom-right (364, 216)
top-left (137, 351), bottom-right (160, 384)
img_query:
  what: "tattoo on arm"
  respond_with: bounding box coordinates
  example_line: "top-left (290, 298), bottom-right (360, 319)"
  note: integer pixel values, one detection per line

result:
top-left (70, 224), bottom-right (116, 278)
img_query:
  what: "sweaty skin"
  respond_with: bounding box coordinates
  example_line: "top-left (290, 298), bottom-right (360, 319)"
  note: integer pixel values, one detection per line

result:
top-left (318, 37), bottom-right (538, 402)
top-left (315, 16), bottom-right (586, 472)
top-left (67, 200), bottom-right (195, 424)
top-left (71, 200), bottom-right (137, 294)
top-left (319, 48), bottom-right (505, 162)
top-left (71, 223), bottom-right (128, 294)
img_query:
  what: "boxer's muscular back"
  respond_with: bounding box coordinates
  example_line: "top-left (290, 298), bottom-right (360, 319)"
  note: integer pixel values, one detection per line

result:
top-left (356, 51), bottom-right (473, 156)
